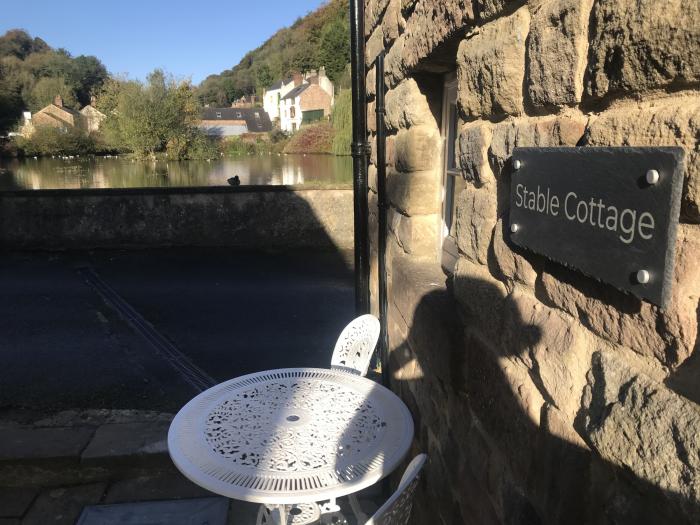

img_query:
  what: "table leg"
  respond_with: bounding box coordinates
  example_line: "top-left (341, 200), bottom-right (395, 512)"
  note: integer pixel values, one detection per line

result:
top-left (271, 504), bottom-right (286, 525)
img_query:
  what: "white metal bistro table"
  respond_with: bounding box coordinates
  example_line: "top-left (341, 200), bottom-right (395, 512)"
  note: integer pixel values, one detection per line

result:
top-left (168, 367), bottom-right (414, 524)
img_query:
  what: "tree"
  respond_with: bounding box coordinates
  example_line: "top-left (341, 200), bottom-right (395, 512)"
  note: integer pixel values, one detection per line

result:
top-left (0, 29), bottom-right (49, 60)
top-left (71, 55), bottom-right (108, 106)
top-left (318, 17), bottom-right (350, 82)
top-left (27, 76), bottom-right (77, 111)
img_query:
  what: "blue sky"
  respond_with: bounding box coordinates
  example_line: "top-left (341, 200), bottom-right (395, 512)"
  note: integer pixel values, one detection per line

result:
top-left (1, 0), bottom-right (327, 84)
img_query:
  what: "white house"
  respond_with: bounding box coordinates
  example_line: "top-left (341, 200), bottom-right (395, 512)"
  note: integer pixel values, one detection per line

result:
top-left (266, 68), bottom-right (335, 132)
top-left (263, 75), bottom-right (301, 122)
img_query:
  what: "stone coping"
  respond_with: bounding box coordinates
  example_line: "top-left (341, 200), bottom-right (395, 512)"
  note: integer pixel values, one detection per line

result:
top-left (0, 184), bottom-right (353, 198)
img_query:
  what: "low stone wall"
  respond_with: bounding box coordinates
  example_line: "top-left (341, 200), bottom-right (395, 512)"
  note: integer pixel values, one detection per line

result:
top-left (367, 0), bottom-right (700, 524)
top-left (0, 186), bottom-right (353, 251)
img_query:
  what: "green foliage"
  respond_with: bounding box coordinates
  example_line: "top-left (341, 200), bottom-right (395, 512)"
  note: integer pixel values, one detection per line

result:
top-left (13, 126), bottom-right (96, 157)
top-left (198, 0), bottom-right (350, 106)
top-left (318, 17), bottom-right (351, 83)
top-left (27, 76), bottom-right (77, 111)
top-left (331, 89), bottom-right (352, 156)
top-left (284, 122), bottom-right (335, 155)
top-left (0, 29), bottom-right (108, 133)
top-left (99, 70), bottom-right (208, 160)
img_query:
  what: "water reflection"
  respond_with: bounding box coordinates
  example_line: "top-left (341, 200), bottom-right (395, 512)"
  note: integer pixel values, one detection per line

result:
top-left (0, 155), bottom-right (353, 191)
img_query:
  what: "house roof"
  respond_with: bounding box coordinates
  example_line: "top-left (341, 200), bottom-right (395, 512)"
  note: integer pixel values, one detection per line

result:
top-left (267, 80), bottom-right (284, 91)
top-left (200, 107), bottom-right (272, 133)
top-left (282, 84), bottom-right (311, 101)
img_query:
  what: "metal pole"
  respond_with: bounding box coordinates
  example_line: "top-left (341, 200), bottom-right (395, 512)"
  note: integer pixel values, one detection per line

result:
top-left (375, 52), bottom-right (390, 388)
top-left (350, 0), bottom-right (370, 315)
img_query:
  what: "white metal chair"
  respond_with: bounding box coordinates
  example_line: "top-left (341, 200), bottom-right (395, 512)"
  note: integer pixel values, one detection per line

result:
top-left (365, 454), bottom-right (427, 525)
top-left (330, 314), bottom-right (381, 377)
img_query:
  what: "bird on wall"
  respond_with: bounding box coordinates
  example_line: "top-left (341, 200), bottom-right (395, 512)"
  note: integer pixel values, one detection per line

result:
top-left (227, 175), bottom-right (241, 186)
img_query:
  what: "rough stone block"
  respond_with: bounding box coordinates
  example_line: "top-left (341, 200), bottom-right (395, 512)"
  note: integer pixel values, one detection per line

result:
top-left (584, 97), bottom-right (700, 222)
top-left (587, 0), bottom-right (700, 99)
top-left (489, 112), bottom-right (588, 175)
top-left (527, 0), bottom-right (594, 107)
top-left (392, 213), bottom-right (440, 257)
top-left (382, 0), bottom-right (403, 46)
top-left (457, 8), bottom-right (530, 118)
top-left (463, 330), bottom-right (539, 485)
top-left (453, 258), bottom-right (508, 342)
top-left (387, 169), bottom-right (441, 216)
top-left (367, 101), bottom-right (377, 133)
top-left (503, 291), bottom-right (593, 422)
top-left (385, 0), bottom-right (474, 87)
top-left (366, 25), bottom-right (386, 67)
top-left (366, 66), bottom-right (377, 100)
top-left (455, 184), bottom-right (498, 265)
top-left (366, 0), bottom-right (392, 37)
top-left (581, 350), bottom-right (700, 522)
top-left (492, 218), bottom-right (538, 290)
top-left (458, 120), bottom-right (495, 187)
top-left (395, 125), bottom-right (441, 172)
top-left (384, 79), bottom-right (437, 131)
top-left (541, 224), bottom-right (700, 368)
top-left (474, 0), bottom-right (523, 22)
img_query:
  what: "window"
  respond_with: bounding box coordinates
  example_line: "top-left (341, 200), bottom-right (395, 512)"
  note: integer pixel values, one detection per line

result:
top-left (235, 112), bottom-right (242, 118)
top-left (441, 74), bottom-right (463, 271)
top-left (290, 106), bottom-right (296, 118)
top-left (215, 112), bottom-right (222, 119)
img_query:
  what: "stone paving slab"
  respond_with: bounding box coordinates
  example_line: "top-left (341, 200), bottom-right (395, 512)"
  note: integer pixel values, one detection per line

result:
top-left (81, 421), bottom-right (170, 465)
top-left (103, 472), bottom-right (211, 504)
top-left (77, 497), bottom-right (229, 525)
top-left (21, 483), bottom-right (107, 525)
top-left (0, 427), bottom-right (94, 463)
top-left (0, 487), bottom-right (37, 518)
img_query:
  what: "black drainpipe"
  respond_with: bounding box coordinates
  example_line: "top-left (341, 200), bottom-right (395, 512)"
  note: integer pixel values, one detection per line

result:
top-left (350, 0), bottom-right (371, 315)
top-left (375, 52), bottom-right (390, 387)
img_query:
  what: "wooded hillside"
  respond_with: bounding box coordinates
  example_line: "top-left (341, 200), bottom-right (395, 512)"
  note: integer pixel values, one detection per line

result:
top-left (197, 0), bottom-right (350, 107)
top-left (0, 29), bottom-right (108, 133)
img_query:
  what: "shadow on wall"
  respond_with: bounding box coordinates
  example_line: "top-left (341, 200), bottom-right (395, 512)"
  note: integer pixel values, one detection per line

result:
top-left (388, 274), bottom-right (700, 525)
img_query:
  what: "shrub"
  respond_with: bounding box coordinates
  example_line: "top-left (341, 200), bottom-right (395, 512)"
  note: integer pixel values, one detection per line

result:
top-left (14, 126), bottom-right (95, 157)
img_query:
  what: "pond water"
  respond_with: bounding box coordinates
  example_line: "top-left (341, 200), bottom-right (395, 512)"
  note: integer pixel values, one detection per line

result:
top-left (0, 154), bottom-right (353, 191)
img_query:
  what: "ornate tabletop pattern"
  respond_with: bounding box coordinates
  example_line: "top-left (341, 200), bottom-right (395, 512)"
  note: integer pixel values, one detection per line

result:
top-left (168, 368), bottom-right (414, 504)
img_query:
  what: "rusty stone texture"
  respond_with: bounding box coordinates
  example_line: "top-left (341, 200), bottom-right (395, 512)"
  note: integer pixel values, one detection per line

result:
top-left (492, 217), bottom-right (539, 291)
top-left (526, 0), bottom-right (594, 108)
top-left (582, 350), bottom-right (700, 523)
top-left (386, 169), bottom-right (441, 216)
top-left (457, 7), bottom-right (530, 118)
top-left (584, 96), bottom-right (700, 223)
top-left (458, 120), bottom-right (495, 187)
top-left (384, 78), bottom-right (437, 131)
top-left (385, 0), bottom-right (474, 87)
top-left (395, 125), bottom-right (442, 172)
top-left (455, 184), bottom-right (498, 265)
top-left (540, 225), bottom-right (700, 369)
top-left (586, 0), bottom-right (700, 99)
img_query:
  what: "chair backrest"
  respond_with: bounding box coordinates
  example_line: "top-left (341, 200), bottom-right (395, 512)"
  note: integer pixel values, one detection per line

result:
top-left (365, 454), bottom-right (427, 525)
top-left (330, 314), bottom-right (381, 376)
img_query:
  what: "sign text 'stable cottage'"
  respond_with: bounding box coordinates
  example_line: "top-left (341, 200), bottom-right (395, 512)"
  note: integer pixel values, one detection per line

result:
top-left (168, 368), bottom-right (414, 523)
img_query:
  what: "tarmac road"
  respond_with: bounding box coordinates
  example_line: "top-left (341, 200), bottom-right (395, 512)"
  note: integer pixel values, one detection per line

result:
top-left (0, 249), bottom-right (354, 414)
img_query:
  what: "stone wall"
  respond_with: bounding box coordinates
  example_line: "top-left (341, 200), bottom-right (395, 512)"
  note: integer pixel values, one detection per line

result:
top-left (366, 0), bottom-right (700, 523)
top-left (0, 186), bottom-right (353, 251)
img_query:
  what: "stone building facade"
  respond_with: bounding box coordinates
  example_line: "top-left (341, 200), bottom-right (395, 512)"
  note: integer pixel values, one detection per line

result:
top-left (365, 1), bottom-right (700, 523)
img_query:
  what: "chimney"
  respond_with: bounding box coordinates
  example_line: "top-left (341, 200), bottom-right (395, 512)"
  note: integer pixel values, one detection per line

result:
top-left (90, 95), bottom-right (97, 107)
top-left (54, 95), bottom-right (63, 107)
top-left (292, 73), bottom-right (303, 87)
top-left (319, 66), bottom-right (326, 78)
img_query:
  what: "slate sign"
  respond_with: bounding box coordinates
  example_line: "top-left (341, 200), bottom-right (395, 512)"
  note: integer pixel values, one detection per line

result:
top-left (509, 147), bottom-right (685, 307)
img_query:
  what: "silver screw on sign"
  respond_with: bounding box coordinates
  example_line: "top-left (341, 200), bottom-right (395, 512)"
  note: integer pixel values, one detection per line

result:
top-left (510, 223), bottom-right (520, 234)
top-left (513, 159), bottom-right (522, 170)
top-left (637, 270), bottom-right (651, 285)
top-left (646, 170), bottom-right (660, 185)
